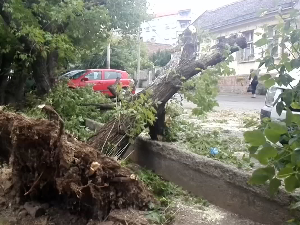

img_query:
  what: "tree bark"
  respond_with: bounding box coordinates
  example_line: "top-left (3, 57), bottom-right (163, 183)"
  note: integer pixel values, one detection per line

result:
top-left (88, 34), bottom-right (247, 157)
top-left (47, 50), bottom-right (59, 86)
top-left (0, 53), bottom-right (13, 105)
top-left (32, 52), bottom-right (52, 95)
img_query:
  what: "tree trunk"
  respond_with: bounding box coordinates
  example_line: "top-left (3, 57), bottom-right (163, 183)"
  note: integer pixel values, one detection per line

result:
top-left (47, 50), bottom-right (59, 86)
top-left (0, 53), bottom-right (13, 105)
top-left (32, 52), bottom-right (52, 95)
top-left (88, 34), bottom-right (247, 157)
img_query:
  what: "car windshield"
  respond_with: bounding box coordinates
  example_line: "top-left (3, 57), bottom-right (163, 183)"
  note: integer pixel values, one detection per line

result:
top-left (70, 71), bottom-right (86, 79)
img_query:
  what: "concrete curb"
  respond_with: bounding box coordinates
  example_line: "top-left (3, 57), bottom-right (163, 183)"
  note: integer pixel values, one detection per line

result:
top-left (85, 118), bottom-right (104, 131)
top-left (129, 137), bottom-right (298, 225)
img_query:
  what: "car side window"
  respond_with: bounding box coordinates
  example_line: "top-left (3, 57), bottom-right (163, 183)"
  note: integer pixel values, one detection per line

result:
top-left (104, 71), bottom-right (122, 80)
top-left (85, 72), bottom-right (101, 80)
top-left (70, 71), bottom-right (86, 79)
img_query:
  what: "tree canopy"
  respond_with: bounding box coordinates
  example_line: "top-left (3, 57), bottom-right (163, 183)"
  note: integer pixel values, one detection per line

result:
top-left (0, 0), bottom-right (148, 103)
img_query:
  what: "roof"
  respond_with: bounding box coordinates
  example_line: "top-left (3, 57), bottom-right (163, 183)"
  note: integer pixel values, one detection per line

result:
top-left (193, 0), bottom-right (297, 30)
top-left (155, 9), bottom-right (191, 18)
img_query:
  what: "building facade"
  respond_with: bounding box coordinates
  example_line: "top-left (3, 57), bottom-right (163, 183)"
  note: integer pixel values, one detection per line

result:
top-left (141, 9), bottom-right (194, 46)
top-left (191, 0), bottom-right (299, 93)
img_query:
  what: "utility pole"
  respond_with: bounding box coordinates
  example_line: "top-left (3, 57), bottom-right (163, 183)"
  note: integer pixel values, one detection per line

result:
top-left (107, 42), bottom-right (111, 69)
top-left (136, 27), bottom-right (141, 88)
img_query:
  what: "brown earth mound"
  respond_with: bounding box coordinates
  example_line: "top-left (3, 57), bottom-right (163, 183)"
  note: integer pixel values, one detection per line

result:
top-left (0, 111), bottom-right (154, 221)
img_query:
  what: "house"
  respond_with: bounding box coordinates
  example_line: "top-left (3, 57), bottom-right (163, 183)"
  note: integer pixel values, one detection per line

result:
top-left (191, 0), bottom-right (299, 94)
top-left (141, 9), bottom-right (195, 46)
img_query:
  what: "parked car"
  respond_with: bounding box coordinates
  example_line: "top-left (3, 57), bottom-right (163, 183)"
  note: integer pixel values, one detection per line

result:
top-left (261, 69), bottom-right (300, 121)
top-left (59, 70), bottom-right (85, 80)
top-left (68, 69), bottom-right (135, 96)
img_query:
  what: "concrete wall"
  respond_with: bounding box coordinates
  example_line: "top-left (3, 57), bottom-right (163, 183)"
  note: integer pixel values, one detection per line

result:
top-left (129, 138), bottom-right (299, 225)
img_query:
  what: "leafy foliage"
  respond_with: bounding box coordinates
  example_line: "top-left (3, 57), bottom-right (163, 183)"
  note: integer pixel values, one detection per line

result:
top-left (114, 88), bottom-right (157, 142)
top-left (181, 44), bottom-right (235, 116)
top-left (23, 82), bottom-right (111, 140)
top-left (151, 50), bottom-right (172, 67)
top-left (135, 166), bottom-right (209, 224)
top-left (0, 0), bottom-right (149, 101)
top-left (245, 10), bottom-right (300, 201)
top-left (81, 36), bottom-right (153, 76)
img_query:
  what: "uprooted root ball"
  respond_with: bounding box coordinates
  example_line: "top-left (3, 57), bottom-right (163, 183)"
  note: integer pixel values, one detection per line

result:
top-left (0, 111), bottom-right (154, 220)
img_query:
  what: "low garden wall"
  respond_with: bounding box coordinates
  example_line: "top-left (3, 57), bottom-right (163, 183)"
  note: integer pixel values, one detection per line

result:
top-left (129, 137), bottom-right (298, 225)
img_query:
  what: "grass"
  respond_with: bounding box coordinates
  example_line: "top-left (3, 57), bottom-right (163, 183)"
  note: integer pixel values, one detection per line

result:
top-left (242, 116), bottom-right (260, 128)
top-left (123, 162), bottom-right (209, 225)
top-left (163, 116), bottom-right (255, 170)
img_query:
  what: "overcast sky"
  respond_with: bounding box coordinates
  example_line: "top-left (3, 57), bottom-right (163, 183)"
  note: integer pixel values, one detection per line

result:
top-left (148, 0), bottom-right (238, 15)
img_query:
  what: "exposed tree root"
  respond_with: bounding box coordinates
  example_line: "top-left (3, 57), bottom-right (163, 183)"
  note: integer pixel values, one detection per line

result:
top-left (0, 111), bottom-right (154, 220)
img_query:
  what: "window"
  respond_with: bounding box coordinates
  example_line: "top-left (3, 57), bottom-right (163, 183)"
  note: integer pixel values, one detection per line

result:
top-left (145, 27), bottom-right (150, 32)
top-left (240, 30), bottom-right (255, 62)
top-left (85, 71), bottom-right (101, 80)
top-left (267, 26), bottom-right (279, 57)
top-left (104, 71), bottom-right (122, 80)
top-left (150, 37), bottom-right (156, 42)
top-left (179, 10), bottom-right (190, 17)
top-left (180, 21), bottom-right (189, 29)
top-left (165, 25), bottom-right (170, 30)
top-left (70, 70), bottom-right (86, 79)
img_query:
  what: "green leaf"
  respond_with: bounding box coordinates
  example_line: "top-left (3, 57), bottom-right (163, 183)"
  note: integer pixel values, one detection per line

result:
top-left (285, 61), bottom-right (293, 72)
top-left (277, 167), bottom-right (294, 179)
top-left (265, 129), bottom-right (281, 144)
top-left (276, 102), bottom-right (285, 116)
top-left (259, 74), bottom-right (271, 81)
top-left (284, 175), bottom-right (299, 192)
top-left (291, 30), bottom-right (300, 44)
top-left (269, 178), bottom-right (281, 196)
top-left (292, 115), bottom-right (300, 126)
top-left (257, 144), bottom-right (277, 159)
top-left (244, 130), bottom-right (266, 146)
top-left (251, 154), bottom-right (268, 165)
top-left (291, 59), bottom-right (300, 69)
top-left (291, 150), bottom-right (300, 167)
top-left (264, 79), bottom-right (276, 88)
top-left (255, 38), bottom-right (268, 47)
top-left (291, 102), bottom-right (300, 109)
top-left (248, 146), bottom-right (259, 154)
top-left (286, 108), bottom-right (293, 126)
top-left (249, 167), bottom-right (275, 185)
top-left (258, 60), bottom-right (265, 68)
top-left (268, 122), bottom-right (288, 134)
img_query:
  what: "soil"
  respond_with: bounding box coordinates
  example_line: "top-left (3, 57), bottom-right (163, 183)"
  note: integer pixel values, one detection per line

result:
top-left (0, 111), bottom-right (154, 224)
top-left (173, 203), bottom-right (264, 225)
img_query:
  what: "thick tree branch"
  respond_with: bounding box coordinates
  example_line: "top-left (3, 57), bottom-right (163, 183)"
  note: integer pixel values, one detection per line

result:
top-left (89, 34), bottom-right (247, 156)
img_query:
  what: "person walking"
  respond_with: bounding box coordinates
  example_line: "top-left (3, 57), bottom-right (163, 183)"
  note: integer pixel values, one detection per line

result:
top-left (249, 69), bottom-right (258, 98)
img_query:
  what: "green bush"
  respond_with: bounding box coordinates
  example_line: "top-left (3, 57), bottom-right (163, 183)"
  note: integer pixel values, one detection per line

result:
top-left (23, 82), bottom-right (112, 140)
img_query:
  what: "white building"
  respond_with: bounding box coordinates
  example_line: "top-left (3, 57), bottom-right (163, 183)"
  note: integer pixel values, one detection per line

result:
top-left (141, 9), bottom-right (194, 46)
top-left (191, 0), bottom-right (299, 93)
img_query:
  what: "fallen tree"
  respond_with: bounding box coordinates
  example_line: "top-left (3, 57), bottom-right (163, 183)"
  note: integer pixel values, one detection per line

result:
top-left (0, 31), bottom-right (246, 221)
top-left (89, 32), bottom-right (247, 156)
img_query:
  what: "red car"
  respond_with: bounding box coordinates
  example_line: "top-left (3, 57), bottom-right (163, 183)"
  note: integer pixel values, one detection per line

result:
top-left (68, 69), bottom-right (135, 97)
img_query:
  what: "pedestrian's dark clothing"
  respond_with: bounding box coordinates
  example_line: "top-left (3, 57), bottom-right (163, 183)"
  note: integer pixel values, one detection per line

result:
top-left (249, 74), bottom-right (258, 95)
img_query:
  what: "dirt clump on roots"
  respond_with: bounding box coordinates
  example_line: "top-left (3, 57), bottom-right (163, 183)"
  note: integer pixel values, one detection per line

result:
top-left (0, 111), bottom-right (154, 224)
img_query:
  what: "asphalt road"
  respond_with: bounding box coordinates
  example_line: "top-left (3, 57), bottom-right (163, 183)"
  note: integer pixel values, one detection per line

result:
top-left (182, 94), bottom-right (265, 112)
top-left (136, 88), bottom-right (265, 112)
